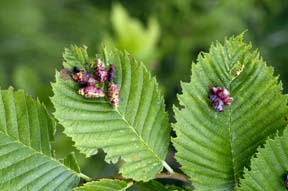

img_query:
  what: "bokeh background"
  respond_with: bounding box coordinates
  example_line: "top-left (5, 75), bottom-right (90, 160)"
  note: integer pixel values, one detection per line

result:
top-left (1, 0), bottom-right (288, 183)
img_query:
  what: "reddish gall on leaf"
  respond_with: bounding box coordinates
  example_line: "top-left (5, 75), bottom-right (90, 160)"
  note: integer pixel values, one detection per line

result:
top-left (108, 82), bottom-right (120, 107)
top-left (209, 94), bottom-right (224, 112)
top-left (94, 59), bottom-right (108, 83)
top-left (73, 66), bottom-right (80, 73)
top-left (61, 61), bottom-right (120, 107)
top-left (87, 77), bottom-right (97, 86)
top-left (108, 64), bottom-right (116, 82)
top-left (209, 86), bottom-right (233, 112)
top-left (72, 70), bottom-right (91, 84)
top-left (78, 86), bottom-right (105, 98)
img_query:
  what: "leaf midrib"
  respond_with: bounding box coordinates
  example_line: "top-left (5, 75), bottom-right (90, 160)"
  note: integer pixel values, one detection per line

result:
top-left (55, 72), bottom-right (164, 164)
top-left (115, 107), bottom-right (163, 164)
top-left (226, 49), bottom-right (243, 187)
top-left (220, 46), bottom-right (241, 187)
top-left (228, 71), bottom-right (236, 186)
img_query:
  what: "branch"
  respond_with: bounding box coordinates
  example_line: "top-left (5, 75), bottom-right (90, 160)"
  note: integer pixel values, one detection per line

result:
top-left (79, 173), bottom-right (92, 182)
top-left (87, 172), bottom-right (191, 184)
top-left (156, 172), bottom-right (191, 184)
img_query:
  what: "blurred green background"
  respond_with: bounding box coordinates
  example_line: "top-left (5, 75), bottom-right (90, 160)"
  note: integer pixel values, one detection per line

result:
top-left (1, 0), bottom-right (288, 182)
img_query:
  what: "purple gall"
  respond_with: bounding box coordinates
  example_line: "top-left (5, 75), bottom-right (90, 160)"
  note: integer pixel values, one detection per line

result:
top-left (78, 86), bottom-right (105, 98)
top-left (209, 95), bottom-right (224, 112)
top-left (72, 70), bottom-right (91, 84)
top-left (209, 86), bottom-right (233, 112)
top-left (108, 64), bottom-right (116, 82)
top-left (73, 66), bottom-right (80, 73)
top-left (94, 59), bottom-right (108, 82)
top-left (108, 82), bottom-right (120, 107)
top-left (87, 77), bottom-right (97, 86)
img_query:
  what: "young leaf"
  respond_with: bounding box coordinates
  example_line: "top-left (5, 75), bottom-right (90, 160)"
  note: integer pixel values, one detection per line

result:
top-left (61, 152), bottom-right (81, 173)
top-left (51, 46), bottom-right (171, 181)
top-left (111, 3), bottom-right (160, 65)
top-left (173, 34), bottom-right (288, 190)
top-left (239, 128), bottom-right (288, 191)
top-left (63, 45), bottom-right (89, 71)
top-left (74, 179), bottom-right (131, 191)
top-left (0, 88), bottom-right (80, 190)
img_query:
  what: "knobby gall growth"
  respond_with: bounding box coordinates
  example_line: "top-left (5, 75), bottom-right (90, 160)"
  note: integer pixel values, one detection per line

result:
top-left (94, 59), bottom-right (108, 83)
top-left (108, 64), bottom-right (116, 82)
top-left (60, 59), bottom-right (120, 107)
top-left (78, 86), bottom-right (105, 98)
top-left (71, 66), bottom-right (93, 84)
top-left (108, 82), bottom-right (120, 107)
top-left (209, 86), bottom-right (233, 112)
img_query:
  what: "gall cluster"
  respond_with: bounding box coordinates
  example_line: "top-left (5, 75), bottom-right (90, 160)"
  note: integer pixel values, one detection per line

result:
top-left (61, 59), bottom-right (119, 107)
top-left (209, 86), bottom-right (233, 112)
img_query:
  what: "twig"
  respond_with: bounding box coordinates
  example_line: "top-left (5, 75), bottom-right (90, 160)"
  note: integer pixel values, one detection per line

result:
top-left (156, 172), bottom-right (191, 184)
top-left (79, 173), bottom-right (92, 182)
top-left (162, 161), bottom-right (175, 174)
top-left (88, 172), bottom-right (190, 184)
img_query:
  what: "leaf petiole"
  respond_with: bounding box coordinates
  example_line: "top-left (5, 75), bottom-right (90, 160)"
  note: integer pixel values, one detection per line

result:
top-left (162, 161), bottom-right (174, 174)
top-left (79, 173), bottom-right (92, 182)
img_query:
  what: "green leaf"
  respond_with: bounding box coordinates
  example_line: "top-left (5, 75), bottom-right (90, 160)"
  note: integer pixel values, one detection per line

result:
top-left (172, 34), bottom-right (288, 190)
top-left (110, 3), bottom-right (160, 65)
top-left (0, 88), bottom-right (80, 190)
top-left (62, 152), bottom-right (80, 173)
top-left (51, 46), bottom-right (171, 181)
top-left (239, 128), bottom-right (288, 191)
top-left (74, 179), bottom-right (131, 191)
top-left (63, 45), bottom-right (89, 71)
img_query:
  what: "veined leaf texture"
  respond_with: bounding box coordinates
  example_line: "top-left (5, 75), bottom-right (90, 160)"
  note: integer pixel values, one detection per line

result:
top-left (173, 34), bottom-right (288, 190)
top-left (52, 46), bottom-right (171, 181)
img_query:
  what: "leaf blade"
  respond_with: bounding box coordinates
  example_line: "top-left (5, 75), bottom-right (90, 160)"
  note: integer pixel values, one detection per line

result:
top-left (52, 46), bottom-right (170, 181)
top-left (239, 128), bottom-right (288, 191)
top-left (74, 179), bottom-right (130, 191)
top-left (0, 88), bottom-right (80, 190)
top-left (173, 34), bottom-right (288, 190)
